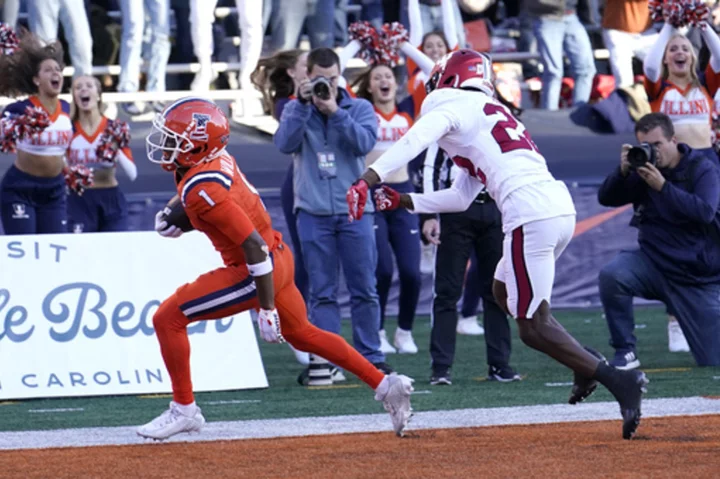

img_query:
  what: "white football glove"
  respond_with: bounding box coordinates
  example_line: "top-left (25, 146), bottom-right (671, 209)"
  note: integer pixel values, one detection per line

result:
top-left (257, 308), bottom-right (285, 343)
top-left (154, 209), bottom-right (183, 238)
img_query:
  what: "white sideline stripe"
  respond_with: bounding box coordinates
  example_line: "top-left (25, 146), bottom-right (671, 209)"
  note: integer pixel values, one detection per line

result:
top-left (1, 397), bottom-right (719, 451)
top-left (545, 382), bottom-right (575, 387)
top-left (27, 408), bottom-right (85, 414)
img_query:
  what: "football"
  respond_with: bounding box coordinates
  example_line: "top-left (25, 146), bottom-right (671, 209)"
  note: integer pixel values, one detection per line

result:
top-left (160, 196), bottom-right (195, 232)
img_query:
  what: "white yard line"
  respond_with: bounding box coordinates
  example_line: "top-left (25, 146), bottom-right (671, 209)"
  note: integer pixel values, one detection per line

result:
top-left (27, 408), bottom-right (85, 414)
top-left (1, 397), bottom-right (719, 451)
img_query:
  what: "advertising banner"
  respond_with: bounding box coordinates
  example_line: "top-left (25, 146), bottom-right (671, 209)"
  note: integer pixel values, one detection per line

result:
top-left (0, 232), bottom-right (268, 400)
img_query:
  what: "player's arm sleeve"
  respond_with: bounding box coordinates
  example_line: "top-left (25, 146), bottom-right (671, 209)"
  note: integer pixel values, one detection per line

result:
top-left (421, 144), bottom-right (441, 194)
top-left (441, 0), bottom-right (458, 50)
top-left (644, 23), bottom-right (675, 83)
top-left (328, 98), bottom-right (378, 156)
top-left (370, 108), bottom-right (457, 182)
top-left (408, 168), bottom-right (482, 213)
top-left (273, 99), bottom-right (313, 154)
top-left (408, 0), bottom-right (423, 47)
top-left (116, 147), bottom-right (137, 181)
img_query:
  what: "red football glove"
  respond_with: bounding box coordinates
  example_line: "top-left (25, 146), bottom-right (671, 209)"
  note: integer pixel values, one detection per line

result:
top-left (347, 178), bottom-right (369, 221)
top-left (374, 185), bottom-right (402, 212)
top-left (64, 165), bottom-right (94, 196)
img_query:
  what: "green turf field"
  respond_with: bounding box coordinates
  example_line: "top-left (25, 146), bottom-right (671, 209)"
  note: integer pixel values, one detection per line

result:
top-left (1, 307), bottom-right (718, 432)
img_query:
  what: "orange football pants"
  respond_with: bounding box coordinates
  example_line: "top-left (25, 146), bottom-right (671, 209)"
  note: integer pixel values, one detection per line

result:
top-left (153, 242), bottom-right (385, 405)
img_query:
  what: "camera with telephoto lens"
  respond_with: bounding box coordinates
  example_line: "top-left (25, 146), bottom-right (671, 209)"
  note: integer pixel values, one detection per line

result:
top-left (627, 142), bottom-right (657, 170)
top-left (310, 76), bottom-right (332, 100)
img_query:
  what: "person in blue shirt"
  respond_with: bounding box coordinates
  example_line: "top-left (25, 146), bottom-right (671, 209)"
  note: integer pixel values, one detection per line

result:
top-left (274, 47), bottom-right (391, 377)
top-left (598, 112), bottom-right (720, 369)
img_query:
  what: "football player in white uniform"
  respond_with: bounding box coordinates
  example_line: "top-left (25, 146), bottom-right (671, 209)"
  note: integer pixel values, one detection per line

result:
top-left (346, 49), bottom-right (649, 440)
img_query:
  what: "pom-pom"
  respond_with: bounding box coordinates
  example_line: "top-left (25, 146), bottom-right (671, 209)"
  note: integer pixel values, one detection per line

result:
top-left (0, 107), bottom-right (50, 153)
top-left (0, 23), bottom-right (19, 55)
top-left (64, 165), bottom-right (94, 195)
top-left (649, 0), bottom-right (710, 28)
top-left (348, 21), bottom-right (410, 67)
top-left (96, 120), bottom-right (131, 164)
top-left (349, 21), bottom-right (381, 65)
top-left (377, 22), bottom-right (409, 67)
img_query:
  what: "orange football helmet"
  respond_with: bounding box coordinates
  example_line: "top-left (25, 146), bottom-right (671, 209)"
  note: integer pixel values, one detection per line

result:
top-left (146, 97), bottom-right (230, 171)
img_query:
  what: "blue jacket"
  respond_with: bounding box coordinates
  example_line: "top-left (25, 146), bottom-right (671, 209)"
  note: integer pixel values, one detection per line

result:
top-left (598, 144), bottom-right (720, 284)
top-left (273, 88), bottom-right (378, 216)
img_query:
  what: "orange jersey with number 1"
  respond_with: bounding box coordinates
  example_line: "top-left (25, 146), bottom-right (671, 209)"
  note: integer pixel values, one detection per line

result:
top-left (175, 152), bottom-right (282, 267)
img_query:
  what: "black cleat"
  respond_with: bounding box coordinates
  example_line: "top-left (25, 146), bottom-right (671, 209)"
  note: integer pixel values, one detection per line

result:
top-left (611, 369), bottom-right (649, 440)
top-left (569, 346), bottom-right (607, 405)
top-left (430, 368), bottom-right (452, 386)
top-left (488, 365), bottom-right (522, 383)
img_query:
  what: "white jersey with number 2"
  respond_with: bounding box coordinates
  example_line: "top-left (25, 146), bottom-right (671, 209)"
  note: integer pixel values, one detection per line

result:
top-left (369, 88), bottom-right (576, 233)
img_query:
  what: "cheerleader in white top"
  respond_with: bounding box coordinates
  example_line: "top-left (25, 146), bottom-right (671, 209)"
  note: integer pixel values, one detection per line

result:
top-left (67, 75), bottom-right (136, 232)
top-left (0, 28), bottom-right (74, 235)
top-left (344, 22), bottom-right (435, 354)
top-left (643, 6), bottom-right (720, 161)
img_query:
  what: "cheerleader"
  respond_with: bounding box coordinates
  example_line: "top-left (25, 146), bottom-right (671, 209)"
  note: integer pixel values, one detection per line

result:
top-left (66, 75), bottom-right (136, 232)
top-left (0, 29), bottom-right (72, 235)
top-left (348, 23), bottom-right (435, 354)
top-left (406, 0), bottom-right (459, 96)
top-left (644, 20), bottom-right (720, 160)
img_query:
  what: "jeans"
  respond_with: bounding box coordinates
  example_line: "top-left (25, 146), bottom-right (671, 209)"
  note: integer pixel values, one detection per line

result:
top-left (600, 250), bottom-right (720, 367)
top-left (360, 0), bottom-right (384, 30)
top-left (280, 165), bottom-right (309, 302)
top-left (190, 0), bottom-right (263, 89)
top-left (419, 1), bottom-right (466, 48)
top-left (118, 0), bottom-right (170, 92)
top-left (297, 210), bottom-right (384, 363)
top-left (270, 0), bottom-right (334, 52)
top-left (533, 14), bottom-right (596, 110)
top-left (602, 28), bottom-right (658, 89)
top-left (2, 0), bottom-right (21, 27)
top-left (27, 0), bottom-right (93, 76)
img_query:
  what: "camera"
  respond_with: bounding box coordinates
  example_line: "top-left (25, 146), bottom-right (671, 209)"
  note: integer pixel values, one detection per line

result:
top-left (627, 142), bottom-right (657, 169)
top-left (310, 76), bottom-right (332, 100)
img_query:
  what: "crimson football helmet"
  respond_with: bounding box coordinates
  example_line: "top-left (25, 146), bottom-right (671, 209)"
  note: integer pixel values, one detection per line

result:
top-left (425, 49), bottom-right (495, 96)
top-left (146, 97), bottom-right (230, 171)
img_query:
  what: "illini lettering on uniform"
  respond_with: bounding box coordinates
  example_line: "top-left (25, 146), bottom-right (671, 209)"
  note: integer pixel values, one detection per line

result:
top-left (661, 98), bottom-right (710, 116)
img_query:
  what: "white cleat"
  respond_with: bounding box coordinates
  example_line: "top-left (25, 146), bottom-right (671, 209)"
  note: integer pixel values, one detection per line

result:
top-left (375, 373), bottom-right (414, 437)
top-left (379, 329), bottom-right (397, 354)
top-left (457, 316), bottom-right (485, 336)
top-left (668, 319), bottom-right (690, 353)
top-left (136, 402), bottom-right (206, 440)
top-left (394, 328), bottom-right (418, 354)
top-left (289, 343), bottom-right (310, 365)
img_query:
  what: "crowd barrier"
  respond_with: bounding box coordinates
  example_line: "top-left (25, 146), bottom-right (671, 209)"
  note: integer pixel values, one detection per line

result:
top-left (0, 232), bottom-right (268, 400)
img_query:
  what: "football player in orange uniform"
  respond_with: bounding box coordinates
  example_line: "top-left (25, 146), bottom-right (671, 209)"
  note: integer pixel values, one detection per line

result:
top-left (136, 97), bottom-right (414, 441)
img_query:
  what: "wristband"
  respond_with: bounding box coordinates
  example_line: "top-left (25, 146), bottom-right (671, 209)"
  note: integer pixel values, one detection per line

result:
top-left (248, 256), bottom-right (273, 276)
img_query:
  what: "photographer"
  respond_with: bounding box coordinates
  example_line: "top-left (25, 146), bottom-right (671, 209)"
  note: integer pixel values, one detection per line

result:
top-left (598, 112), bottom-right (720, 369)
top-left (274, 48), bottom-right (390, 380)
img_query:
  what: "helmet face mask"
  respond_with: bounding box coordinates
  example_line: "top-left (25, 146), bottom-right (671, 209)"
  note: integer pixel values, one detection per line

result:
top-left (146, 115), bottom-right (196, 169)
top-left (146, 97), bottom-right (230, 171)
